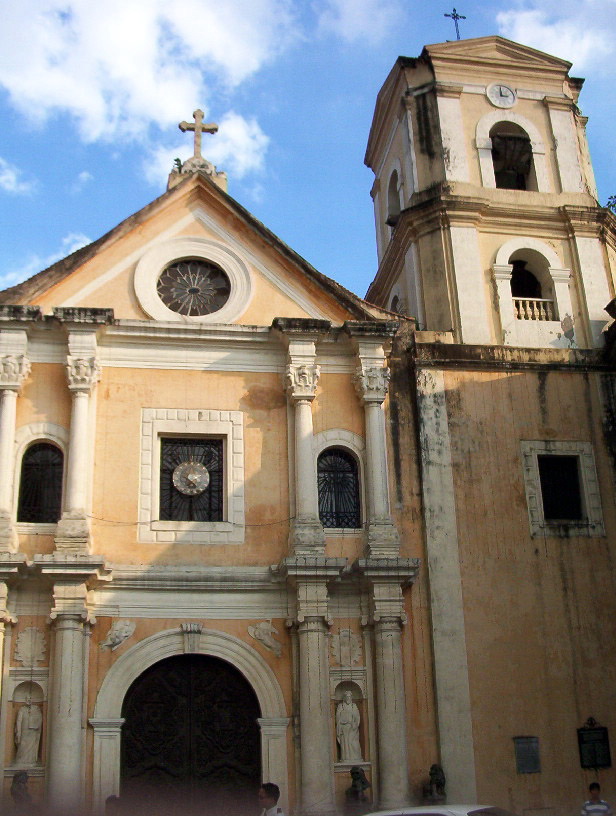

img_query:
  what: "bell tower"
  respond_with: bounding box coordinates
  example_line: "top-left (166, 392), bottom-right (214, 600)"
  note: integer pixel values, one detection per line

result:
top-left (364, 36), bottom-right (614, 348)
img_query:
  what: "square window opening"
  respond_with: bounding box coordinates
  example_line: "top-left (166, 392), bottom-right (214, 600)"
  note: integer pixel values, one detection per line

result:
top-left (537, 454), bottom-right (583, 522)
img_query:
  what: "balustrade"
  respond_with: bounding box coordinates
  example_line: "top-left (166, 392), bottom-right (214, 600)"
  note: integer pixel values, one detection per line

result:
top-left (513, 297), bottom-right (555, 321)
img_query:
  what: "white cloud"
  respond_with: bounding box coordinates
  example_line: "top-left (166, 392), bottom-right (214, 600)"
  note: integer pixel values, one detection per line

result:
top-left (144, 111), bottom-right (270, 187)
top-left (0, 157), bottom-right (35, 195)
top-left (0, 0), bottom-right (299, 143)
top-left (70, 170), bottom-right (94, 194)
top-left (314, 0), bottom-right (402, 44)
top-left (496, 4), bottom-right (613, 70)
top-left (2, 232), bottom-right (92, 290)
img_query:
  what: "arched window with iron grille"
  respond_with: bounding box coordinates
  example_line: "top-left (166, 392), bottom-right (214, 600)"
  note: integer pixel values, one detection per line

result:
top-left (17, 442), bottom-right (64, 523)
top-left (317, 447), bottom-right (361, 529)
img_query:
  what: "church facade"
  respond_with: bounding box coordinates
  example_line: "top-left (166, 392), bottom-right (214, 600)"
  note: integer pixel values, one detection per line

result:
top-left (0, 36), bottom-right (615, 816)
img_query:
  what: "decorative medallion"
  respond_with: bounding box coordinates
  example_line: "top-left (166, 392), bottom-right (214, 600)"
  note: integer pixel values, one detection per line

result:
top-left (156, 259), bottom-right (231, 316)
top-left (172, 461), bottom-right (210, 496)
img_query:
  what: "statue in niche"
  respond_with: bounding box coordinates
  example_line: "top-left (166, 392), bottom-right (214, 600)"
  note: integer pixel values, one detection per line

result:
top-left (330, 628), bottom-right (362, 666)
top-left (14, 627), bottom-right (45, 667)
top-left (345, 766), bottom-right (371, 815)
top-left (100, 620), bottom-right (136, 651)
top-left (336, 690), bottom-right (363, 761)
top-left (248, 620), bottom-right (282, 657)
top-left (14, 697), bottom-right (42, 766)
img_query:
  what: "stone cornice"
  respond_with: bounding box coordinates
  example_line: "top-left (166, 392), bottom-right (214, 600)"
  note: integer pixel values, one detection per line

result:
top-left (53, 307), bottom-right (114, 325)
top-left (0, 305), bottom-right (43, 323)
top-left (411, 341), bottom-right (609, 372)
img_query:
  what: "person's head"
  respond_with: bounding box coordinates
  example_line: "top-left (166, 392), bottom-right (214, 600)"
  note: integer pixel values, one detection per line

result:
top-left (589, 783), bottom-right (601, 801)
top-left (258, 783), bottom-right (280, 810)
top-left (343, 690), bottom-right (353, 704)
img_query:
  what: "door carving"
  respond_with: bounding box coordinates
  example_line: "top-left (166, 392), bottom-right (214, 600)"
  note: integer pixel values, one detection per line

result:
top-left (121, 654), bottom-right (261, 815)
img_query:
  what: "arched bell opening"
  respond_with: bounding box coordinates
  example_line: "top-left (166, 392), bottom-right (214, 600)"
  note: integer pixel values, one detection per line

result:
top-left (490, 121), bottom-right (538, 191)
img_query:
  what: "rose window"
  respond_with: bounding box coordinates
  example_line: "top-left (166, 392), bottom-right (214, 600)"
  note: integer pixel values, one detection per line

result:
top-left (156, 259), bottom-right (231, 316)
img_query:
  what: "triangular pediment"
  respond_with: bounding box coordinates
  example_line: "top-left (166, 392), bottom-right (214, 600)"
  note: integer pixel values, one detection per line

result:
top-left (0, 173), bottom-right (382, 326)
top-left (424, 36), bottom-right (572, 73)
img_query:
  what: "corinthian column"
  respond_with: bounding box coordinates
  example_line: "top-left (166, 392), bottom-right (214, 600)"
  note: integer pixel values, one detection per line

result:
top-left (345, 321), bottom-right (399, 558)
top-left (55, 355), bottom-right (100, 550)
top-left (273, 318), bottom-right (330, 554)
top-left (0, 351), bottom-right (30, 552)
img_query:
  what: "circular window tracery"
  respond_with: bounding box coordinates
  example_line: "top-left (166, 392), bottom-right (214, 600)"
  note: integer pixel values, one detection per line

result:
top-left (156, 259), bottom-right (231, 317)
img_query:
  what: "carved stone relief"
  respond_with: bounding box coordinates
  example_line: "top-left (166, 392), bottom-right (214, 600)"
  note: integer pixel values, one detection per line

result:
top-left (330, 628), bottom-right (362, 666)
top-left (0, 354), bottom-right (30, 391)
top-left (248, 620), bottom-right (282, 657)
top-left (99, 620), bottom-right (136, 651)
top-left (14, 628), bottom-right (46, 667)
top-left (181, 622), bottom-right (203, 653)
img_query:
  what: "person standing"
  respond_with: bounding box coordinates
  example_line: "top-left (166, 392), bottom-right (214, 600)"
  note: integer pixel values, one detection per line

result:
top-left (258, 783), bottom-right (285, 816)
top-left (582, 783), bottom-right (613, 816)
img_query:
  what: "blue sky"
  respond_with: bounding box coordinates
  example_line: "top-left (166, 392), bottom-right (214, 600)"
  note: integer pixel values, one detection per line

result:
top-left (1, 0), bottom-right (615, 300)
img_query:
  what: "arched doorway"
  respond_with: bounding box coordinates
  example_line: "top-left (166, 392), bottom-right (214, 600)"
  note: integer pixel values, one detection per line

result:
top-left (121, 654), bottom-right (261, 816)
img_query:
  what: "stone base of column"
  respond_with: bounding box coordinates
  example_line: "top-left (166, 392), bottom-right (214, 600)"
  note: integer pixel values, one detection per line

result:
top-left (366, 520), bottom-right (400, 558)
top-left (55, 513), bottom-right (91, 552)
top-left (290, 518), bottom-right (325, 554)
top-left (0, 517), bottom-right (18, 553)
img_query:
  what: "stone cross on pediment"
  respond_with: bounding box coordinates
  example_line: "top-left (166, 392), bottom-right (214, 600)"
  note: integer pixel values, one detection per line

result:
top-left (179, 109), bottom-right (218, 161)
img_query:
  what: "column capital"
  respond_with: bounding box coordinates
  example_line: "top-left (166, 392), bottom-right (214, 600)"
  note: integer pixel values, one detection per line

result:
top-left (0, 354), bottom-right (30, 392)
top-left (66, 355), bottom-right (101, 392)
top-left (277, 555), bottom-right (346, 623)
top-left (353, 557), bottom-right (420, 624)
top-left (353, 364), bottom-right (390, 404)
top-left (285, 363), bottom-right (320, 400)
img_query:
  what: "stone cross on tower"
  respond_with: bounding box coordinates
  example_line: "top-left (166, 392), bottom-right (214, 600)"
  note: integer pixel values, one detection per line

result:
top-left (178, 110), bottom-right (218, 161)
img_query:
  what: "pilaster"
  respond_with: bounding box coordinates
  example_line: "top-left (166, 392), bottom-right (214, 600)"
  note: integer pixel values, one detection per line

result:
top-left (37, 552), bottom-right (110, 814)
top-left (354, 557), bottom-right (419, 809)
top-left (279, 556), bottom-right (346, 816)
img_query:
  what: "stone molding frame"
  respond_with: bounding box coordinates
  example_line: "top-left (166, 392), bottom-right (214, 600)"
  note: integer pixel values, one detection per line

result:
top-left (13, 422), bottom-right (69, 534)
top-left (475, 109), bottom-right (550, 192)
top-left (139, 408), bottom-right (245, 545)
top-left (90, 627), bottom-right (289, 815)
top-left (520, 440), bottom-right (605, 537)
top-left (133, 236), bottom-right (253, 323)
top-left (313, 429), bottom-right (366, 533)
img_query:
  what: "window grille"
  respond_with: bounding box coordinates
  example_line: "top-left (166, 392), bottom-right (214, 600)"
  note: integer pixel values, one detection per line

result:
top-left (159, 438), bottom-right (223, 521)
top-left (317, 448), bottom-right (360, 529)
top-left (17, 442), bottom-right (63, 523)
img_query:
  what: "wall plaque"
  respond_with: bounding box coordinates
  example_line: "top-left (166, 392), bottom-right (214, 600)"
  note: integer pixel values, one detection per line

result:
top-left (578, 719), bottom-right (611, 769)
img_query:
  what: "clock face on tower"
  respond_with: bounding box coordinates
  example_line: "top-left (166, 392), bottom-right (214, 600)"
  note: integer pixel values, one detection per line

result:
top-left (487, 83), bottom-right (517, 108)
